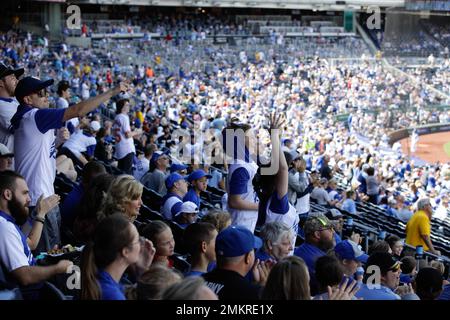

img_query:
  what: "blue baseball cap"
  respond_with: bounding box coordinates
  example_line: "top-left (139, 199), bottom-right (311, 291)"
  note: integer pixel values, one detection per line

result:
top-left (170, 163), bottom-right (188, 173)
top-left (151, 150), bottom-right (170, 165)
top-left (334, 240), bottom-right (369, 263)
top-left (216, 226), bottom-right (262, 258)
top-left (165, 172), bottom-right (187, 189)
top-left (15, 76), bottom-right (54, 100)
top-left (187, 169), bottom-right (212, 183)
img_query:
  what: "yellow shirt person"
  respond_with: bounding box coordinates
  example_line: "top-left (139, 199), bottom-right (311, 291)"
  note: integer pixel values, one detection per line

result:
top-left (405, 210), bottom-right (431, 251)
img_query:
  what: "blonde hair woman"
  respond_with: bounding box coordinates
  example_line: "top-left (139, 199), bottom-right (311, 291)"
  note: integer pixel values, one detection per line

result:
top-left (100, 175), bottom-right (143, 222)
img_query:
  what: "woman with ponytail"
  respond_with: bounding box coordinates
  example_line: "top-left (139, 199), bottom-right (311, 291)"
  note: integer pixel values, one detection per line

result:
top-left (81, 214), bottom-right (144, 300)
top-left (255, 113), bottom-right (299, 255)
top-left (221, 119), bottom-right (260, 233)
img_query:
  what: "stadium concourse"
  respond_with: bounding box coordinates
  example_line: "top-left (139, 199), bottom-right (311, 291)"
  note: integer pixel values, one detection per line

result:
top-left (0, 4), bottom-right (450, 302)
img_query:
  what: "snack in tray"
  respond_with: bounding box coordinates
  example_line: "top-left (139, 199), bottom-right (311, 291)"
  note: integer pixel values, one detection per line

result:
top-left (47, 244), bottom-right (76, 255)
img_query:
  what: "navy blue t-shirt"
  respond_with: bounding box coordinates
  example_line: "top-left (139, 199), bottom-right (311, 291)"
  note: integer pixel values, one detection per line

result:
top-left (60, 183), bottom-right (84, 230)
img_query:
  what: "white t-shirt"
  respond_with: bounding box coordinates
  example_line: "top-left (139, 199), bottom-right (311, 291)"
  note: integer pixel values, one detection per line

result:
top-left (266, 194), bottom-right (299, 254)
top-left (113, 113), bottom-right (135, 160)
top-left (133, 157), bottom-right (150, 181)
top-left (226, 161), bottom-right (259, 233)
top-left (0, 215), bottom-right (33, 272)
top-left (56, 97), bottom-right (69, 109)
top-left (13, 106), bottom-right (65, 205)
top-left (160, 194), bottom-right (183, 221)
top-left (0, 97), bottom-right (19, 151)
top-left (311, 187), bottom-right (330, 205)
top-left (81, 83), bottom-right (90, 100)
top-left (62, 130), bottom-right (97, 158)
top-left (66, 117), bottom-right (80, 134)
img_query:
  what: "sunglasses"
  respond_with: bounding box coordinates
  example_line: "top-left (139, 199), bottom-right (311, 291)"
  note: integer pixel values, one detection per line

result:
top-left (389, 262), bottom-right (401, 272)
top-left (36, 89), bottom-right (48, 98)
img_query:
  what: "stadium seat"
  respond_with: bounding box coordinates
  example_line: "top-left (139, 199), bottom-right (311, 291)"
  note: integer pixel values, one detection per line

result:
top-left (172, 253), bottom-right (191, 274)
top-left (170, 221), bottom-right (187, 255)
top-left (142, 187), bottom-right (163, 212)
top-left (40, 281), bottom-right (70, 300)
top-left (139, 204), bottom-right (165, 222)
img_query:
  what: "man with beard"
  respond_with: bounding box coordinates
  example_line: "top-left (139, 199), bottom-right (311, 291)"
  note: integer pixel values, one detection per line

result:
top-left (0, 170), bottom-right (72, 298)
top-left (294, 214), bottom-right (336, 296)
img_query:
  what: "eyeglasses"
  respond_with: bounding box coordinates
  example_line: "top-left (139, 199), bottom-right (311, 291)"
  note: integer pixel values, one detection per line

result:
top-left (36, 90), bottom-right (48, 98)
top-left (318, 226), bottom-right (333, 232)
top-left (130, 236), bottom-right (145, 247)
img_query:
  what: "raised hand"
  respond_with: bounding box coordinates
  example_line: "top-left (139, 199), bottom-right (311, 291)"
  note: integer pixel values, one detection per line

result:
top-left (137, 238), bottom-right (156, 271)
top-left (252, 259), bottom-right (275, 286)
top-left (269, 112), bottom-right (286, 131)
top-left (36, 194), bottom-right (61, 218)
top-left (328, 278), bottom-right (360, 300)
top-left (396, 283), bottom-right (414, 297)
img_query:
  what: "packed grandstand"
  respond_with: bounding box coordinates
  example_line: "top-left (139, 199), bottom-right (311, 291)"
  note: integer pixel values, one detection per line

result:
top-left (0, 0), bottom-right (449, 302)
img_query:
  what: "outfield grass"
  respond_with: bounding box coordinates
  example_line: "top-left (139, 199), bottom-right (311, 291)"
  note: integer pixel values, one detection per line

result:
top-left (444, 141), bottom-right (450, 157)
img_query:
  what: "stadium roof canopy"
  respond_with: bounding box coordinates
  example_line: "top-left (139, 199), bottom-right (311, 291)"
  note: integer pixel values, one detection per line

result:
top-left (72, 0), bottom-right (405, 11)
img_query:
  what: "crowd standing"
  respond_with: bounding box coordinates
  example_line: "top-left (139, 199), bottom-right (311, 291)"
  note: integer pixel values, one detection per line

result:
top-left (0, 15), bottom-right (449, 300)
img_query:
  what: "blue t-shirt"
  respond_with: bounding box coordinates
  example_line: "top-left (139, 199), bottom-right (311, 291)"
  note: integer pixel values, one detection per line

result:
top-left (229, 167), bottom-right (250, 195)
top-left (183, 188), bottom-right (200, 207)
top-left (437, 284), bottom-right (450, 300)
top-left (399, 273), bottom-right (413, 284)
top-left (268, 193), bottom-right (290, 214)
top-left (334, 232), bottom-right (342, 244)
top-left (355, 283), bottom-right (400, 300)
top-left (342, 199), bottom-right (357, 214)
top-left (255, 249), bottom-right (273, 262)
top-left (97, 270), bottom-right (125, 300)
top-left (294, 243), bottom-right (326, 282)
top-left (207, 261), bottom-right (216, 272)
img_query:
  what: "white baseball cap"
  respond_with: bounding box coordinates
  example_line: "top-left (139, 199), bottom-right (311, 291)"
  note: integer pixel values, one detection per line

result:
top-left (0, 143), bottom-right (13, 157)
top-left (90, 121), bottom-right (101, 132)
top-left (175, 201), bottom-right (199, 216)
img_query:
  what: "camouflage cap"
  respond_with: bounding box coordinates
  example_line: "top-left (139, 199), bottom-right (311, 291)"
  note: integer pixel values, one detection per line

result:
top-left (303, 214), bottom-right (333, 236)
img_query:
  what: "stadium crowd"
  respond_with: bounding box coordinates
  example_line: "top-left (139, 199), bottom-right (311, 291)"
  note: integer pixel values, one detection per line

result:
top-left (0, 18), bottom-right (450, 301)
